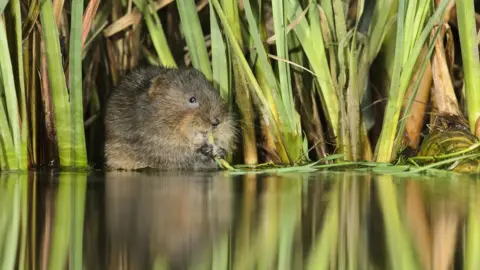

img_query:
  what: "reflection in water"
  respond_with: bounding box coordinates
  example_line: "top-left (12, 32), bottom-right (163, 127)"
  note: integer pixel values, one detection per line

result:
top-left (0, 171), bottom-right (479, 270)
top-left (103, 171), bottom-right (234, 270)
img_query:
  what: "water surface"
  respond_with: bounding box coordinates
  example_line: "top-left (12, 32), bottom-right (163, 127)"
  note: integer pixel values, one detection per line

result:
top-left (1, 170), bottom-right (480, 270)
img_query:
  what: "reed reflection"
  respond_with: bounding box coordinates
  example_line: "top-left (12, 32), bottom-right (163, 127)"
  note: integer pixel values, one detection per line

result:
top-left (1, 171), bottom-right (480, 270)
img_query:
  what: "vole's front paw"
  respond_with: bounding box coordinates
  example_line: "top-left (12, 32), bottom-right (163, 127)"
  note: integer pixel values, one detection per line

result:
top-left (198, 144), bottom-right (227, 159)
top-left (213, 147), bottom-right (227, 159)
top-left (198, 144), bottom-right (214, 157)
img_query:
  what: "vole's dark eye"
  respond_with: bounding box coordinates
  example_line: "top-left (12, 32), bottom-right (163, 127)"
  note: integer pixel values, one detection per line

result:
top-left (189, 97), bottom-right (197, 103)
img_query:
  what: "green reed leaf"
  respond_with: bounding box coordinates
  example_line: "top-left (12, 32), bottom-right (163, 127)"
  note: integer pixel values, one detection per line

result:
top-left (285, 0), bottom-right (340, 141)
top-left (9, 0), bottom-right (28, 170)
top-left (0, 92), bottom-right (17, 169)
top-left (456, 0), bottom-right (480, 133)
top-left (0, 0), bottom-right (8, 14)
top-left (69, 0), bottom-right (88, 168)
top-left (39, 0), bottom-right (73, 167)
top-left (134, 0), bottom-right (176, 67)
top-left (176, 0), bottom-right (212, 80)
top-left (375, 0), bottom-right (449, 162)
top-left (0, 18), bottom-right (21, 170)
top-left (209, 2), bottom-right (230, 101)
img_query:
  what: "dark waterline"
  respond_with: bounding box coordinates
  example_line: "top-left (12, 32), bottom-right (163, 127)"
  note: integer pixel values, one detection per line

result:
top-left (1, 171), bottom-right (480, 270)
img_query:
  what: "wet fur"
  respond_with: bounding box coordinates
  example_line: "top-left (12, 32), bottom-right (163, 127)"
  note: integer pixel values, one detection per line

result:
top-left (104, 66), bottom-right (236, 170)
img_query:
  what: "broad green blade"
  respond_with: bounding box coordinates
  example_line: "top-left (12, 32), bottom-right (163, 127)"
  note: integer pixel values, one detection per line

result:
top-left (456, 0), bottom-right (480, 133)
top-left (39, 0), bottom-right (73, 167)
top-left (69, 0), bottom-right (88, 168)
top-left (176, 0), bottom-right (212, 80)
top-left (0, 18), bottom-right (21, 170)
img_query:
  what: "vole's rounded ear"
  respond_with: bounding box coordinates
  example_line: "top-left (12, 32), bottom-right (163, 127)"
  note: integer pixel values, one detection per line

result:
top-left (148, 74), bottom-right (170, 100)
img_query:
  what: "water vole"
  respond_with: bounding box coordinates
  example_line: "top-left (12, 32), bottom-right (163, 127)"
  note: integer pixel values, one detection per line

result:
top-left (104, 66), bottom-right (236, 170)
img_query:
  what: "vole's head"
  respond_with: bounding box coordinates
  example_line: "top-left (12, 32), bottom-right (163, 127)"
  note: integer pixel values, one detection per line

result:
top-left (146, 68), bottom-right (235, 151)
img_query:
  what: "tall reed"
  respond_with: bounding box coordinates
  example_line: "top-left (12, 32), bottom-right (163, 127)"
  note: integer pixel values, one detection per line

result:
top-left (0, 0), bottom-right (478, 171)
top-left (374, 0), bottom-right (450, 162)
top-left (456, 0), bottom-right (480, 134)
top-left (0, 2), bottom-right (27, 170)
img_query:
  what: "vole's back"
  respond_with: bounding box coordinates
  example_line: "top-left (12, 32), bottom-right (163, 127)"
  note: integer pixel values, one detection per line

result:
top-left (105, 67), bottom-right (161, 127)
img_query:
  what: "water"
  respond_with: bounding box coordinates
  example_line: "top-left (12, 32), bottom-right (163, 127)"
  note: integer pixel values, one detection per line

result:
top-left (1, 171), bottom-right (480, 270)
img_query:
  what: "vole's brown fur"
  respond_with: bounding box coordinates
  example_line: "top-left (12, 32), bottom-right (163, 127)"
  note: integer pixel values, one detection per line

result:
top-left (104, 66), bottom-right (236, 170)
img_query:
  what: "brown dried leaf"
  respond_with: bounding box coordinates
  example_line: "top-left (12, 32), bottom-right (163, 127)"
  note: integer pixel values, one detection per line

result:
top-left (196, 0), bottom-right (208, 11)
top-left (106, 38), bottom-right (120, 86)
top-left (266, 3), bottom-right (310, 44)
top-left (402, 45), bottom-right (433, 149)
top-left (475, 117), bottom-right (480, 137)
top-left (103, 10), bottom-right (143, 37)
top-left (82, 0), bottom-right (101, 48)
top-left (443, 24), bottom-right (455, 77)
top-left (53, 0), bottom-right (65, 26)
top-left (103, 0), bottom-right (173, 37)
top-left (318, 6), bottom-right (338, 88)
top-left (40, 39), bottom-right (56, 143)
top-left (430, 25), bottom-right (462, 115)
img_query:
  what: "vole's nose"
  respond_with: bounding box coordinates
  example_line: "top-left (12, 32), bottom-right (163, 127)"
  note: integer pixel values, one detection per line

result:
top-left (212, 118), bottom-right (220, 128)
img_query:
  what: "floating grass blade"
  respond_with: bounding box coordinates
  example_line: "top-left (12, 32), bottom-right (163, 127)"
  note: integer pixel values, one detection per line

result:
top-left (456, 0), bottom-right (480, 134)
top-left (176, 0), bottom-right (212, 80)
top-left (39, 0), bottom-right (73, 167)
top-left (69, 0), bottom-right (88, 168)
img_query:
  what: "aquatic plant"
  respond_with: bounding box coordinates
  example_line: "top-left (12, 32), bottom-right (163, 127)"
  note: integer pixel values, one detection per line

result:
top-left (0, 0), bottom-right (478, 172)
